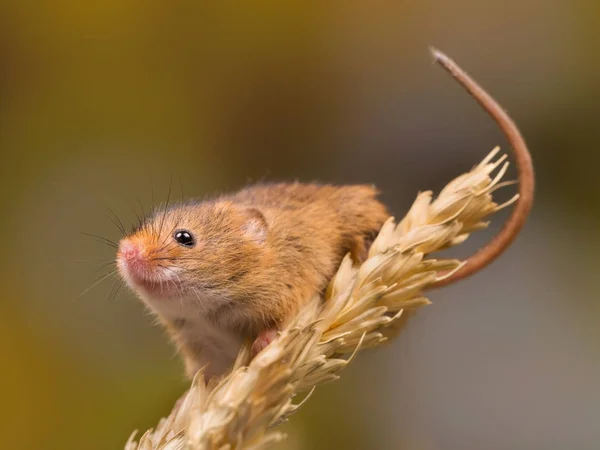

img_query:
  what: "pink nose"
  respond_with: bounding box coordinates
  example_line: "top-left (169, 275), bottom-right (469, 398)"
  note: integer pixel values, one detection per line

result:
top-left (118, 239), bottom-right (153, 283)
top-left (120, 240), bottom-right (142, 262)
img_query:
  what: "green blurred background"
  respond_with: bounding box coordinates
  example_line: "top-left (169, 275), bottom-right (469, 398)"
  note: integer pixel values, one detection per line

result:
top-left (1, 1), bottom-right (599, 449)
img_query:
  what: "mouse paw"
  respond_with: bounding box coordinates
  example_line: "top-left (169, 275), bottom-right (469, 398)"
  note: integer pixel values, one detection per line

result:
top-left (251, 329), bottom-right (278, 357)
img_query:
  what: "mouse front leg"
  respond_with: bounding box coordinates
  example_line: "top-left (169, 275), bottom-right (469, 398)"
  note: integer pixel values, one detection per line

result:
top-left (251, 328), bottom-right (279, 356)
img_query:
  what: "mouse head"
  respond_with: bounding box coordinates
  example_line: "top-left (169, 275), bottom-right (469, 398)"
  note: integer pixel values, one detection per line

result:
top-left (117, 200), bottom-right (269, 318)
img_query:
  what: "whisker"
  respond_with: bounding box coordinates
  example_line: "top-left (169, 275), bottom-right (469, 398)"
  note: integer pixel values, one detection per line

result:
top-left (75, 258), bottom-right (116, 263)
top-left (125, 196), bottom-right (144, 231)
top-left (151, 184), bottom-right (157, 237)
top-left (138, 197), bottom-right (148, 227)
top-left (105, 278), bottom-right (126, 303)
top-left (106, 207), bottom-right (126, 236)
top-left (95, 260), bottom-right (117, 272)
top-left (179, 176), bottom-right (185, 204)
top-left (150, 241), bottom-right (180, 256)
top-left (81, 232), bottom-right (119, 249)
top-left (157, 175), bottom-right (173, 243)
top-left (103, 276), bottom-right (120, 304)
top-left (76, 270), bottom-right (117, 300)
top-left (159, 265), bottom-right (183, 280)
top-left (160, 223), bottom-right (178, 247)
top-left (151, 257), bottom-right (201, 262)
top-left (161, 266), bottom-right (183, 294)
top-left (111, 279), bottom-right (125, 301)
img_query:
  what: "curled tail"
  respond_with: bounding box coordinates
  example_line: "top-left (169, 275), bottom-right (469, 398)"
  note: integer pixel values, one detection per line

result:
top-left (429, 48), bottom-right (535, 288)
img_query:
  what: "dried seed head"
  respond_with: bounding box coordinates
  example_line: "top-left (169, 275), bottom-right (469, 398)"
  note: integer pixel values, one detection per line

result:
top-left (126, 147), bottom-right (518, 450)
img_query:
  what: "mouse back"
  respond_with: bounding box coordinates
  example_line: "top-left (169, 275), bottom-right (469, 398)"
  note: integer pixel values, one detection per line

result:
top-left (229, 181), bottom-right (390, 278)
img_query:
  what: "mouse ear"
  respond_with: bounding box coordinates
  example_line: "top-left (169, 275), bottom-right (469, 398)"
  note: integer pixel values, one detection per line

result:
top-left (241, 208), bottom-right (268, 244)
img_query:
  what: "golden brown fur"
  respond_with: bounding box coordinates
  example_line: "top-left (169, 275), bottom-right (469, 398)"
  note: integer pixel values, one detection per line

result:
top-left (118, 182), bottom-right (389, 379)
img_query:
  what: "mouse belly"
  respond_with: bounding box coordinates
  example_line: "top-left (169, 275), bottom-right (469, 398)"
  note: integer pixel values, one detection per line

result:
top-left (172, 315), bottom-right (246, 380)
top-left (135, 290), bottom-right (249, 379)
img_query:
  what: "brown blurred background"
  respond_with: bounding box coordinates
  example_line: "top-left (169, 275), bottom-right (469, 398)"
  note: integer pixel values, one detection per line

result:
top-left (1, 1), bottom-right (598, 449)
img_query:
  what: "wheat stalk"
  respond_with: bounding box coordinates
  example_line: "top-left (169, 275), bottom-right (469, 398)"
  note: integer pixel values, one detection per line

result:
top-left (125, 147), bottom-right (516, 450)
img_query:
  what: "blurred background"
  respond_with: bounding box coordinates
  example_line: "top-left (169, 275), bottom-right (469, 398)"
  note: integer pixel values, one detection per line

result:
top-left (1, 1), bottom-right (598, 449)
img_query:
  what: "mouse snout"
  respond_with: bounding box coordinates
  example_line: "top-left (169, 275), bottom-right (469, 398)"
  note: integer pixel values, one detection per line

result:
top-left (120, 240), bottom-right (142, 261)
top-left (117, 237), bottom-right (181, 296)
top-left (117, 239), bottom-right (149, 273)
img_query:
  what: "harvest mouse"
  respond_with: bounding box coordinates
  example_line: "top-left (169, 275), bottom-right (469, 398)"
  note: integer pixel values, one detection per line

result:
top-left (116, 49), bottom-right (534, 381)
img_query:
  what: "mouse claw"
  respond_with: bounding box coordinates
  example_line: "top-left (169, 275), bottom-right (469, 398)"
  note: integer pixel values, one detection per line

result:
top-left (251, 329), bottom-right (278, 357)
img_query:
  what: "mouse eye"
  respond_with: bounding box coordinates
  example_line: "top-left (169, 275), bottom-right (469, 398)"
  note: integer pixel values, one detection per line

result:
top-left (174, 230), bottom-right (196, 248)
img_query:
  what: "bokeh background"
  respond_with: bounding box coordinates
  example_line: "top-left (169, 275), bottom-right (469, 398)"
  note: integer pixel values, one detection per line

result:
top-left (1, 1), bottom-right (599, 449)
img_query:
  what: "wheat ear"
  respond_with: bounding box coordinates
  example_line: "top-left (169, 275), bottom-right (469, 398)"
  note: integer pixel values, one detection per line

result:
top-left (125, 148), bottom-right (516, 450)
